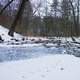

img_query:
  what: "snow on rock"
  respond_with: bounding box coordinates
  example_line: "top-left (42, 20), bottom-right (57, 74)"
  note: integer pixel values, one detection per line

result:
top-left (0, 25), bottom-right (47, 42)
top-left (0, 54), bottom-right (80, 80)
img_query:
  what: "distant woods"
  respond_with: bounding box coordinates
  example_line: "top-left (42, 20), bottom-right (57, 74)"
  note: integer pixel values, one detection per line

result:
top-left (0, 0), bottom-right (80, 37)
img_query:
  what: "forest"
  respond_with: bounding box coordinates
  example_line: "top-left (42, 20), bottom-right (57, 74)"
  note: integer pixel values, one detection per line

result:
top-left (0, 0), bottom-right (80, 37)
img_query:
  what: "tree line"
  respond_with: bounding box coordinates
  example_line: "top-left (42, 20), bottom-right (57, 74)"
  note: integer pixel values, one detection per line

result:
top-left (0, 0), bottom-right (80, 37)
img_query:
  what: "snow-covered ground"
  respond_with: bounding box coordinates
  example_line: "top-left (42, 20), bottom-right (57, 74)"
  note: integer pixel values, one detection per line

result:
top-left (0, 25), bottom-right (80, 80)
top-left (0, 54), bottom-right (80, 80)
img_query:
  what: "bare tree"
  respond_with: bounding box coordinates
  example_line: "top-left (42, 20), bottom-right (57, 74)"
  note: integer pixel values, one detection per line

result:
top-left (50, 0), bottom-right (59, 35)
top-left (61, 0), bottom-right (71, 36)
top-left (69, 0), bottom-right (80, 36)
top-left (8, 0), bottom-right (29, 37)
top-left (77, 0), bottom-right (80, 32)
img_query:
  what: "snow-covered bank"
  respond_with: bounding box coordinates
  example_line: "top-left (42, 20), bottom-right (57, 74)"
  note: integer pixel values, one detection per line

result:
top-left (0, 25), bottom-right (23, 41)
top-left (0, 54), bottom-right (80, 80)
top-left (0, 25), bottom-right (80, 46)
top-left (0, 25), bottom-right (50, 45)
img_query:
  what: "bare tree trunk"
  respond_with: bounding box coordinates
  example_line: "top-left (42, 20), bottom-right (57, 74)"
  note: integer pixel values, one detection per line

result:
top-left (8, 0), bottom-right (29, 37)
top-left (69, 0), bottom-right (79, 36)
top-left (77, 0), bottom-right (79, 33)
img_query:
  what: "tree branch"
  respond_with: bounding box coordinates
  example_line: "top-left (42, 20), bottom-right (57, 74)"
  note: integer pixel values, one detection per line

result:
top-left (0, 0), bottom-right (14, 15)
